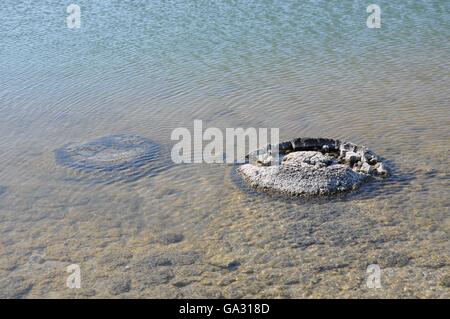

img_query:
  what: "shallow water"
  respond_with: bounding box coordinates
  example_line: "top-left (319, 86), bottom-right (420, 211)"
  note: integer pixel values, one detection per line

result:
top-left (0, 0), bottom-right (449, 298)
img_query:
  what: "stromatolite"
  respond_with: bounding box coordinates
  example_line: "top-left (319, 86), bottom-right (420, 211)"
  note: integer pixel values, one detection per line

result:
top-left (237, 137), bottom-right (389, 196)
top-left (55, 134), bottom-right (167, 183)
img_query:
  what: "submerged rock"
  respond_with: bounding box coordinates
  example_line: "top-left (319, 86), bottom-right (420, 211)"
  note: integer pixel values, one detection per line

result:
top-left (55, 134), bottom-right (167, 183)
top-left (108, 276), bottom-right (131, 295)
top-left (0, 186), bottom-right (7, 197)
top-left (238, 137), bottom-right (389, 197)
top-left (157, 233), bottom-right (185, 245)
top-left (0, 276), bottom-right (32, 299)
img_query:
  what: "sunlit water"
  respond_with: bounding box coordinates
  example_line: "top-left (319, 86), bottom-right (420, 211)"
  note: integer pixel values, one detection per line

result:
top-left (0, 0), bottom-right (449, 298)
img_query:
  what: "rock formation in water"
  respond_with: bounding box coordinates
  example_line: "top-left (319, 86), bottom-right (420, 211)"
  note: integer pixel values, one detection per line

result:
top-left (237, 138), bottom-right (389, 196)
top-left (55, 134), bottom-right (166, 183)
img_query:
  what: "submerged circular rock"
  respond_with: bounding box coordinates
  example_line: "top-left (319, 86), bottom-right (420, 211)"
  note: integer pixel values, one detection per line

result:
top-left (55, 134), bottom-right (167, 183)
top-left (237, 137), bottom-right (389, 197)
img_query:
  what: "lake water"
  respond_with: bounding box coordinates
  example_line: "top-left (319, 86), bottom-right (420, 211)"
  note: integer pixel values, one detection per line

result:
top-left (0, 0), bottom-right (449, 298)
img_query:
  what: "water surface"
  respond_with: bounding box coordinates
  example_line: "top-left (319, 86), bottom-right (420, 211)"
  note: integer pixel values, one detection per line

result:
top-left (0, 0), bottom-right (449, 298)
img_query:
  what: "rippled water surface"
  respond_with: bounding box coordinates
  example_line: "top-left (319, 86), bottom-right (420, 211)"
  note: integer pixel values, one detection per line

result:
top-left (0, 1), bottom-right (449, 298)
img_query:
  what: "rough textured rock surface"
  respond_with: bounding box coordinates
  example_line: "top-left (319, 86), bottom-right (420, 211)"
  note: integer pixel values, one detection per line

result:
top-left (238, 137), bottom-right (389, 196)
top-left (55, 134), bottom-right (167, 183)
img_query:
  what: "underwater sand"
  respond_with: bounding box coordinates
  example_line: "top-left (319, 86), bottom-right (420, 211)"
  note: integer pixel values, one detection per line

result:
top-left (0, 1), bottom-right (449, 298)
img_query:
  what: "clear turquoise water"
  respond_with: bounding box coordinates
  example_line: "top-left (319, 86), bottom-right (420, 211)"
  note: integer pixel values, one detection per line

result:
top-left (0, 1), bottom-right (449, 298)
